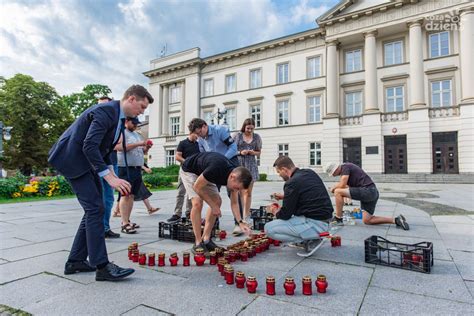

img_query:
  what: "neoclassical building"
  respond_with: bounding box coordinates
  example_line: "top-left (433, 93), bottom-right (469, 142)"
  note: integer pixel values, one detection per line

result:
top-left (144, 0), bottom-right (473, 177)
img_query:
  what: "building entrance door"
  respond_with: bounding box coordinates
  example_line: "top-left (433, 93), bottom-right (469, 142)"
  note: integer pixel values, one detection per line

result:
top-left (384, 135), bottom-right (407, 174)
top-left (432, 132), bottom-right (458, 174)
top-left (343, 138), bottom-right (362, 167)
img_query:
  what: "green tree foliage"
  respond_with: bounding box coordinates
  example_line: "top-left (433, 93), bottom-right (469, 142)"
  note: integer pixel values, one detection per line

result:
top-left (62, 84), bottom-right (112, 117)
top-left (0, 74), bottom-right (74, 175)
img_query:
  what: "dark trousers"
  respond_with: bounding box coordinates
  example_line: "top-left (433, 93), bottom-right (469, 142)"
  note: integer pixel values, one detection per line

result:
top-left (67, 170), bottom-right (108, 266)
top-left (229, 156), bottom-right (243, 225)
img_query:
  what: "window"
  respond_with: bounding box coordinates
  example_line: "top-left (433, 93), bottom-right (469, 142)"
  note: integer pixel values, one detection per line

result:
top-left (166, 149), bottom-right (176, 166)
top-left (203, 111), bottom-right (213, 125)
top-left (277, 63), bottom-right (289, 84)
top-left (169, 86), bottom-right (181, 104)
top-left (278, 144), bottom-right (289, 157)
top-left (345, 91), bottom-right (363, 117)
top-left (431, 80), bottom-right (452, 107)
top-left (309, 142), bottom-right (322, 166)
top-left (225, 74), bottom-right (236, 93)
top-left (429, 31), bottom-right (449, 58)
top-left (250, 104), bottom-right (261, 128)
top-left (386, 86), bottom-right (404, 112)
top-left (308, 96), bottom-right (321, 123)
top-left (250, 69), bottom-right (262, 89)
top-left (307, 56), bottom-right (321, 78)
top-left (203, 79), bottom-right (214, 97)
top-left (170, 117), bottom-right (180, 136)
top-left (384, 41), bottom-right (403, 65)
top-left (277, 100), bottom-right (289, 126)
top-left (225, 108), bottom-right (236, 130)
top-left (345, 49), bottom-right (362, 72)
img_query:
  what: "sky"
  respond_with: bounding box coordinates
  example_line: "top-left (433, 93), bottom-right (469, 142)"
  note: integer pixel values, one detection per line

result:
top-left (0, 0), bottom-right (338, 98)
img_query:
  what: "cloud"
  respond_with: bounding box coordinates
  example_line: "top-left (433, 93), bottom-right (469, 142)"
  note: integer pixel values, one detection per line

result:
top-left (0, 0), bottom-right (336, 97)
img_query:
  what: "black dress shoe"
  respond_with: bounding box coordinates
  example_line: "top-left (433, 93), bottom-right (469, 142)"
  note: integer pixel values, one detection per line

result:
top-left (105, 230), bottom-right (121, 238)
top-left (96, 262), bottom-right (135, 281)
top-left (64, 260), bottom-right (96, 275)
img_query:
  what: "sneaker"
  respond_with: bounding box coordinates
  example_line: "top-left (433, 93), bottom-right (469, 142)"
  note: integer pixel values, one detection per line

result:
top-left (395, 215), bottom-right (410, 230)
top-left (167, 215), bottom-right (181, 223)
top-left (232, 224), bottom-right (243, 236)
top-left (191, 243), bottom-right (210, 257)
top-left (288, 241), bottom-right (305, 249)
top-left (330, 216), bottom-right (344, 226)
top-left (297, 239), bottom-right (324, 257)
top-left (105, 230), bottom-right (120, 239)
top-left (204, 239), bottom-right (224, 252)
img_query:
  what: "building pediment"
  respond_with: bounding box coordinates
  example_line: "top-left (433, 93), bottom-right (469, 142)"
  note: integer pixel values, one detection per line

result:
top-left (317, 0), bottom-right (412, 27)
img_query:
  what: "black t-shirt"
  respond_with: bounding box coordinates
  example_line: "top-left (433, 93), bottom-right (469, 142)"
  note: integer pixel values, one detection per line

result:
top-left (177, 138), bottom-right (200, 160)
top-left (181, 152), bottom-right (234, 186)
top-left (341, 163), bottom-right (374, 187)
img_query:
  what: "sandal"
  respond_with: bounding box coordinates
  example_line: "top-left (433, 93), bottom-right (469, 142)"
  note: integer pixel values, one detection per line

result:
top-left (131, 223), bottom-right (140, 229)
top-left (147, 207), bottom-right (160, 215)
top-left (121, 223), bottom-right (137, 234)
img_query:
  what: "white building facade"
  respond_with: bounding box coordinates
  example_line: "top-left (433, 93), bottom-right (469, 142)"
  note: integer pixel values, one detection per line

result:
top-left (144, 0), bottom-right (474, 177)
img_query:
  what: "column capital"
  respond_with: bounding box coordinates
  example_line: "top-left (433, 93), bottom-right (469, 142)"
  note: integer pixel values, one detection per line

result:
top-left (407, 19), bottom-right (424, 28)
top-left (325, 40), bottom-right (339, 47)
top-left (363, 29), bottom-right (378, 38)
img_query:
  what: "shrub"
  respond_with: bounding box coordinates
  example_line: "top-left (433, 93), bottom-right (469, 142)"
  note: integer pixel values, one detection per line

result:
top-left (142, 173), bottom-right (174, 188)
top-left (0, 177), bottom-right (24, 198)
top-left (259, 173), bottom-right (267, 182)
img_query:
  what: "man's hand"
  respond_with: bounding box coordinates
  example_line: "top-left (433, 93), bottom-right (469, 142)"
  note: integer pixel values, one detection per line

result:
top-left (239, 222), bottom-right (251, 235)
top-left (265, 203), bottom-right (280, 215)
top-left (272, 192), bottom-right (284, 200)
top-left (104, 173), bottom-right (131, 196)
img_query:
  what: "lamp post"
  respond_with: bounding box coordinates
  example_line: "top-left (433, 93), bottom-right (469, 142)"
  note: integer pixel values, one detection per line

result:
top-left (211, 108), bottom-right (227, 125)
top-left (0, 121), bottom-right (13, 178)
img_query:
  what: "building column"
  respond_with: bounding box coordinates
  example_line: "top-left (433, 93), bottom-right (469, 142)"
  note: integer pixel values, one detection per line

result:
top-left (364, 30), bottom-right (379, 113)
top-left (408, 20), bottom-right (426, 108)
top-left (460, 9), bottom-right (474, 104)
top-left (325, 40), bottom-right (339, 117)
top-left (180, 80), bottom-right (186, 134)
top-left (161, 85), bottom-right (169, 135)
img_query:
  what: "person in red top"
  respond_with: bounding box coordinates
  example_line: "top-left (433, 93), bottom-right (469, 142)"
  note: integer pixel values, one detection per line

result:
top-left (325, 162), bottom-right (409, 230)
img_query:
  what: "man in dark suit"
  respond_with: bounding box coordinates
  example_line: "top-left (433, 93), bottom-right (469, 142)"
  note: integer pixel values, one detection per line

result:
top-left (48, 85), bottom-right (153, 281)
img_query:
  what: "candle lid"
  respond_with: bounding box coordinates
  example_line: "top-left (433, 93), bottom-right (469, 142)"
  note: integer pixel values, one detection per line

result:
top-left (183, 252), bottom-right (190, 257)
top-left (224, 264), bottom-right (233, 271)
top-left (158, 252), bottom-right (166, 257)
top-left (285, 276), bottom-right (294, 282)
top-left (148, 252), bottom-right (155, 256)
top-left (303, 276), bottom-right (312, 282)
top-left (195, 248), bottom-right (204, 255)
top-left (266, 276), bottom-right (275, 282)
top-left (317, 274), bottom-right (327, 281)
top-left (247, 275), bottom-right (256, 281)
top-left (236, 271), bottom-right (245, 277)
top-left (170, 252), bottom-right (178, 257)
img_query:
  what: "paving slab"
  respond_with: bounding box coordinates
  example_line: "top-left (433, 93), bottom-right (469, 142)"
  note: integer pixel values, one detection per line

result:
top-left (122, 305), bottom-right (172, 316)
top-left (359, 286), bottom-right (474, 315)
top-left (387, 224), bottom-right (442, 240)
top-left (370, 259), bottom-right (473, 303)
top-left (337, 224), bottom-right (389, 241)
top-left (432, 215), bottom-right (473, 224)
top-left (434, 222), bottom-right (474, 252)
top-left (449, 250), bottom-right (474, 281)
top-left (0, 237), bottom-right (74, 262)
top-left (239, 296), bottom-right (327, 315)
top-left (465, 280), bottom-right (474, 298)
top-left (0, 237), bottom-right (34, 249)
top-left (0, 273), bottom-right (83, 309)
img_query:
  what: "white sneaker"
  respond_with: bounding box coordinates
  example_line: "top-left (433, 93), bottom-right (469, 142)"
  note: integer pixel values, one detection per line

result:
top-left (297, 238), bottom-right (325, 257)
top-left (232, 224), bottom-right (243, 236)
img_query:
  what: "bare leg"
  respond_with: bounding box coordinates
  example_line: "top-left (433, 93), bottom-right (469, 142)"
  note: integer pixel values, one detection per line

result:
top-left (363, 211), bottom-right (395, 225)
top-left (334, 188), bottom-right (351, 218)
top-left (120, 195), bottom-right (134, 225)
top-left (190, 197), bottom-right (203, 245)
top-left (202, 206), bottom-right (217, 242)
top-left (242, 181), bottom-right (254, 219)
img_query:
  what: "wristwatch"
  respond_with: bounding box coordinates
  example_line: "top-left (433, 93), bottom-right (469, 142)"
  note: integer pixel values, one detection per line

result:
top-left (238, 219), bottom-right (245, 224)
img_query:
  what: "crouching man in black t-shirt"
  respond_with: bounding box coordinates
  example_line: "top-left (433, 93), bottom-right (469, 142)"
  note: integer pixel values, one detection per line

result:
top-left (264, 156), bottom-right (333, 257)
top-left (180, 152), bottom-right (253, 254)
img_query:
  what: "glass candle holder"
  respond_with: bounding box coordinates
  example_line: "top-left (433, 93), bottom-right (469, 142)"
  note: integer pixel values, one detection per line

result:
top-left (336, 236), bottom-right (341, 247)
top-left (209, 251), bottom-right (217, 265)
top-left (169, 253), bottom-right (179, 266)
top-left (131, 242), bottom-right (138, 250)
top-left (219, 230), bottom-right (227, 240)
top-left (229, 250), bottom-right (237, 263)
top-left (215, 248), bottom-right (224, 258)
top-left (128, 246), bottom-right (134, 260)
top-left (138, 253), bottom-right (146, 265)
top-left (273, 240), bottom-right (281, 247)
top-left (235, 271), bottom-right (246, 289)
top-left (266, 276), bottom-right (276, 295)
top-left (132, 250), bottom-right (139, 263)
top-left (246, 276), bottom-right (258, 294)
top-left (240, 249), bottom-right (248, 262)
top-left (147, 253), bottom-right (155, 266)
top-left (284, 277), bottom-right (296, 295)
top-left (302, 276), bottom-right (312, 295)
top-left (183, 252), bottom-right (190, 266)
top-left (316, 275), bottom-right (328, 293)
top-left (194, 248), bottom-right (206, 266)
top-left (224, 265), bottom-right (234, 285)
top-left (158, 253), bottom-right (166, 267)
top-left (331, 236), bottom-right (337, 247)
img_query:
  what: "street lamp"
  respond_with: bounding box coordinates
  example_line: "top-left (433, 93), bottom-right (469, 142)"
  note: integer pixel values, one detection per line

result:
top-left (0, 121), bottom-right (13, 178)
top-left (211, 108), bottom-right (227, 125)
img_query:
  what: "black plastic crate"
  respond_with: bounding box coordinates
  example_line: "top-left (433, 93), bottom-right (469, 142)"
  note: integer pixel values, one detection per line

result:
top-left (158, 218), bottom-right (219, 243)
top-left (365, 235), bottom-right (433, 273)
top-left (250, 206), bottom-right (267, 219)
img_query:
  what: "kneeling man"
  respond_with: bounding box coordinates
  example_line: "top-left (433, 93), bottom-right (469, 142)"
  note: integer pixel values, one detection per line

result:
top-left (180, 152), bottom-right (252, 254)
top-left (265, 156), bottom-right (333, 256)
top-left (325, 162), bottom-right (409, 230)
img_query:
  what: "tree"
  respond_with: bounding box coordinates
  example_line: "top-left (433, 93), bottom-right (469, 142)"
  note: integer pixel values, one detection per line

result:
top-left (0, 74), bottom-right (74, 175)
top-left (62, 84), bottom-right (112, 117)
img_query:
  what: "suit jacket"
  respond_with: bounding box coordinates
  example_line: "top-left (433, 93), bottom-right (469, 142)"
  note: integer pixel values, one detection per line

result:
top-left (48, 100), bottom-right (121, 179)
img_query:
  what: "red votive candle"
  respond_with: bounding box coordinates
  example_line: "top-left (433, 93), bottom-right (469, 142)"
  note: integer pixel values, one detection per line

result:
top-left (183, 252), bottom-right (190, 266)
top-left (316, 275), bottom-right (328, 293)
top-left (209, 251), bottom-right (217, 265)
top-left (169, 252), bottom-right (179, 266)
top-left (302, 276), bottom-right (312, 295)
top-left (138, 253), bottom-right (146, 265)
top-left (246, 276), bottom-right (258, 293)
top-left (266, 276), bottom-right (276, 295)
top-left (273, 240), bottom-right (281, 247)
top-left (235, 271), bottom-right (246, 289)
top-left (194, 248), bottom-right (206, 266)
top-left (147, 253), bottom-right (155, 266)
top-left (219, 230), bottom-right (227, 240)
top-left (284, 277), bottom-right (296, 295)
top-left (240, 249), bottom-right (248, 262)
top-left (225, 265), bottom-right (234, 285)
top-left (158, 253), bottom-right (166, 267)
top-left (132, 249), bottom-right (139, 263)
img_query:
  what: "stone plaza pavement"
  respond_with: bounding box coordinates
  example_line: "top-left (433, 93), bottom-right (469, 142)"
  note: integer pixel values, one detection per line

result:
top-left (0, 181), bottom-right (473, 315)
